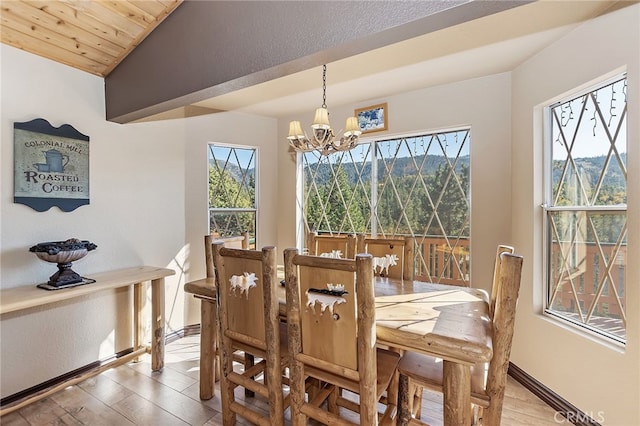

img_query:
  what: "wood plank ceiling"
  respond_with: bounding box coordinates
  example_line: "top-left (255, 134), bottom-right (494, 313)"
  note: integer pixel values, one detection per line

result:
top-left (1, 0), bottom-right (183, 77)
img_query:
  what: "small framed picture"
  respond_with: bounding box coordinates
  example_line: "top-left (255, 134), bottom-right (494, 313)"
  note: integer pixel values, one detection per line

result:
top-left (355, 102), bottom-right (388, 134)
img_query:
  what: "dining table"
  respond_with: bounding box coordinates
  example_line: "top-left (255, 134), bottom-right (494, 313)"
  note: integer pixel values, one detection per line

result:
top-left (184, 274), bottom-right (492, 426)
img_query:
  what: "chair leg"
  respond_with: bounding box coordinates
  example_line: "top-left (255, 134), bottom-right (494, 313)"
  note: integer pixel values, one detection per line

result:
top-left (327, 386), bottom-right (339, 414)
top-left (398, 373), bottom-right (411, 426)
top-left (413, 384), bottom-right (424, 419)
top-left (307, 377), bottom-right (321, 401)
top-left (475, 406), bottom-right (485, 426)
top-left (214, 354), bottom-right (220, 383)
top-left (290, 362), bottom-right (307, 426)
top-left (219, 345), bottom-right (236, 425)
top-left (199, 299), bottom-right (216, 400)
top-left (244, 353), bottom-right (255, 397)
top-left (386, 346), bottom-right (402, 408)
top-left (214, 337), bottom-right (220, 383)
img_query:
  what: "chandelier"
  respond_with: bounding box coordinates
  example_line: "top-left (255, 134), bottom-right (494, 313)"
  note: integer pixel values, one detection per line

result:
top-left (287, 65), bottom-right (361, 156)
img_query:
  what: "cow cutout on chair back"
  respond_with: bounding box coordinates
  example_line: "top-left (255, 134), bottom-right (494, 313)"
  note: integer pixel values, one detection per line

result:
top-left (308, 232), bottom-right (357, 259)
top-left (357, 235), bottom-right (415, 281)
top-left (364, 241), bottom-right (404, 280)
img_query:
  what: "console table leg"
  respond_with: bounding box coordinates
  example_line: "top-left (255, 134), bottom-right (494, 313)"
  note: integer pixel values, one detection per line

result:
top-left (151, 278), bottom-right (165, 371)
top-left (133, 282), bottom-right (145, 362)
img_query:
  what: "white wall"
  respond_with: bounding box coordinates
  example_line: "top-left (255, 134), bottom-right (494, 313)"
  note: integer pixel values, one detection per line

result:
top-left (277, 72), bottom-right (514, 298)
top-left (0, 44), bottom-right (280, 397)
top-left (0, 44), bottom-right (186, 397)
top-left (182, 112), bottom-right (279, 325)
top-left (511, 5), bottom-right (639, 425)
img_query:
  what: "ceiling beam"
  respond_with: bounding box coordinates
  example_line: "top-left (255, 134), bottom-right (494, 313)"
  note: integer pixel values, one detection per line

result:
top-left (105, 0), bottom-right (530, 123)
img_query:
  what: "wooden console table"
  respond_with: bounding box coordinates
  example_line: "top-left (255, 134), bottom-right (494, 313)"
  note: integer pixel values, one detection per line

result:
top-left (0, 266), bottom-right (175, 415)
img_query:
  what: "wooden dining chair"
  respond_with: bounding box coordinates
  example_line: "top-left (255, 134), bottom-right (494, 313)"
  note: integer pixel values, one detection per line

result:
top-left (284, 249), bottom-right (401, 425)
top-left (208, 231), bottom-right (250, 250)
top-left (213, 242), bottom-right (287, 426)
top-left (356, 235), bottom-right (415, 281)
top-left (189, 232), bottom-right (253, 400)
top-left (396, 252), bottom-right (524, 426)
top-left (490, 245), bottom-right (514, 318)
top-left (406, 243), bottom-right (516, 420)
top-left (308, 231), bottom-right (357, 259)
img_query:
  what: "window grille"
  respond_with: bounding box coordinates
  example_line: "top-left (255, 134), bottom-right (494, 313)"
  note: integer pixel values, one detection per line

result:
top-left (208, 144), bottom-right (257, 243)
top-left (302, 129), bottom-right (470, 285)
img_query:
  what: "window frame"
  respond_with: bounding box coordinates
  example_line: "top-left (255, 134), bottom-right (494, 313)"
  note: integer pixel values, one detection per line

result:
top-left (299, 127), bottom-right (471, 286)
top-left (541, 73), bottom-right (628, 345)
top-left (207, 142), bottom-right (258, 242)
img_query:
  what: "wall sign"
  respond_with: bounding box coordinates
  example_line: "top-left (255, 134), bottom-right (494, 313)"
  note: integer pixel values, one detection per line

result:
top-left (14, 118), bottom-right (90, 212)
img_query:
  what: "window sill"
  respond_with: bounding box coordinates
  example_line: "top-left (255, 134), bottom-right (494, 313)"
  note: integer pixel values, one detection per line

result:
top-left (541, 309), bottom-right (626, 353)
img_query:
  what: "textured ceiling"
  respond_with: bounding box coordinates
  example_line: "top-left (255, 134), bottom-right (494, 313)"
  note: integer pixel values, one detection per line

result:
top-left (189, 0), bottom-right (624, 119)
top-left (0, 0), bottom-right (629, 122)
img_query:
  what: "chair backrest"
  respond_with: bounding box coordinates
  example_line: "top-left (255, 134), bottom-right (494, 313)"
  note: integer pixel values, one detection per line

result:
top-left (204, 232), bottom-right (250, 278)
top-left (212, 242), bottom-right (283, 424)
top-left (490, 245), bottom-right (515, 318)
top-left (356, 235), bottom-right (415, 281)
top-left (216, 232), bottom-right (250, 249)
top-left (484, 252), bottom-right (523, 426)
top-left (284, 249), bottom-right (378, 422)
top-left (307, 231), bottom-right (357, 259)
top-left (213, 242), bottom-right (278, 350)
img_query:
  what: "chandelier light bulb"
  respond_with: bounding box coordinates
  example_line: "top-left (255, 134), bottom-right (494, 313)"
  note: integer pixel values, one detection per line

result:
top-left (344, 117), bottom-right (361, 137)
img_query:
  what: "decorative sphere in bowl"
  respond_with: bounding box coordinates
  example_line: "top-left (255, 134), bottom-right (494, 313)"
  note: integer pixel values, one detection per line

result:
top-left (30, 239), bottom-right (96, 264)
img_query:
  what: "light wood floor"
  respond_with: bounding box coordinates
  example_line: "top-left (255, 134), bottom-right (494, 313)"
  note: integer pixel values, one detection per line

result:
top-left (1, 335), bottom-right (561, 425)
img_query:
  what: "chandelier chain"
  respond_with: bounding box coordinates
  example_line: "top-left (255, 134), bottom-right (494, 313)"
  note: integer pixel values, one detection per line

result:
top-left (322, 64), bottom-right (327, 109)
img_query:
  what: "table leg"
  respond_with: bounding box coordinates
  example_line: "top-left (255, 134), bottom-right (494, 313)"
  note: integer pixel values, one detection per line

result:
top-left (443, 361), bottom-right (471, 426)
top-left (151, 278), bottom-right (165, 371)
top-left (199, 298), bottom-right (216, 399)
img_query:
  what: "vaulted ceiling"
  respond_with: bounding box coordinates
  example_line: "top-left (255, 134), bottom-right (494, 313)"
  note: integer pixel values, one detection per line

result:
top-left (0, 1), bottom-right (630, 123)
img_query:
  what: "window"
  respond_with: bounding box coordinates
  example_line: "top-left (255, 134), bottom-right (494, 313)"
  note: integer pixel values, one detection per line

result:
top-left (544, 75), bottom-right (627, 343)
top-left (208, 144), bottom-right (257, 241)
top-left (302, 129), bottom-right (470, 285)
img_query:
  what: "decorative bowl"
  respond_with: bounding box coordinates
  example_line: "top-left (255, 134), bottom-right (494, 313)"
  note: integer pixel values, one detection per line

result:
top-left (30, 239), bottom-right (97, 288)
top-left (30, 239), bottom-right (96, 263)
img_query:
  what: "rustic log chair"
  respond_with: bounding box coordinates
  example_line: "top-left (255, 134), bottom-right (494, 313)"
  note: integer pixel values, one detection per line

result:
top-left (356, 235), bottom-right (415, 281)
top-left (307, 231), bottom-right (357, 259)
top-left (490, 245), bottom-right (515, 319)
top-left (189, 232), bottom-right (251, 400)
top-left (284, 249), bottom-right (401, 425)
top-left (396, 252), bottom-right (524, 426)
top-left (408, 243), bottom-right (516, 420)
top-left (213, 242), bottom-right (288, 426)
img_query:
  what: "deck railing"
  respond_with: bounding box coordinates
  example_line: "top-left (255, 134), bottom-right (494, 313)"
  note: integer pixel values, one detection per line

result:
top-left (549, 242), bottom-right (626, 340)
top-left (417, 236), bottom-right (626, 340)
top-left (415, 236), bottom-right (470, 286)
top-left (308, 232), bottom-right (626, 339)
